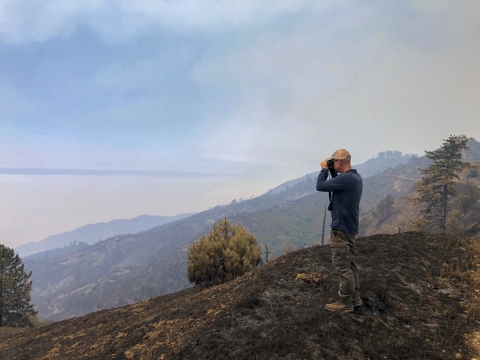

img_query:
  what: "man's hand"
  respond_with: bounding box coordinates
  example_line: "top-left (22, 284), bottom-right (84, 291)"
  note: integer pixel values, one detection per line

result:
top-left (320, 160), bottom-right (328, 169)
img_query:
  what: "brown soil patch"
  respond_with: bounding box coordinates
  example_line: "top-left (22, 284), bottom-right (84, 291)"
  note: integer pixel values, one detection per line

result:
top-left (1, 232), bottom-right (479, 359)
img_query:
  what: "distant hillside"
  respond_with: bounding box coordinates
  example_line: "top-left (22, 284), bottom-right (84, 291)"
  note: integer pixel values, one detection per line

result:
top-left (464, 137), bottom-right (480, 161)
top-left (15, 213), bottom-right (195, 257)
top-left (2, 233), bottom-right (479, 359)
top-left (23, 194), bottom-right (293, 320)
top-left (24, 241), bottom-right (90, 263)
top-left (22, 157), bottom-right (425, 320)
top-left (359, 160), bottom-right (480, 237)
top-left (87, 150), bottom-right (480, 321)
top-left (22, 139), bottom-right (480, 321)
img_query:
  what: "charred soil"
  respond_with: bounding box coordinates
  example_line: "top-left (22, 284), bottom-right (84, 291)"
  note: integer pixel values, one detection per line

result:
top-left (1, 232), bottom-right (479, 360)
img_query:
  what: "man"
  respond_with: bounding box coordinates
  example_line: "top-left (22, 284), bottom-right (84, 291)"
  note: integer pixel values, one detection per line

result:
top-left (316, 149), bottom-right (363, 313)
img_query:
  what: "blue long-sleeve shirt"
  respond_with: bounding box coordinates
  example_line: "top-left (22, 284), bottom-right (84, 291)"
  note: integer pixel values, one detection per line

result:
top-left (316, 168), bottom-right (363, 235)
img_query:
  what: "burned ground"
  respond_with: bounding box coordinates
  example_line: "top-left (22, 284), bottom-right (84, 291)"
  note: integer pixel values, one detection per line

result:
top-left (1, 232), bottom-right (479, 359)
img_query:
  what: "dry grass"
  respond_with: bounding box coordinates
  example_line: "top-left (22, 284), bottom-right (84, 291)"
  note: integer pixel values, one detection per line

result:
top-left (430, 235), bottom-right (480, 357)
top-left (1, 232), bottom-right (479, 360)
top-left (436, 236), bottom-right (480, 320)
top-left (464, 240), bottom-right (480, 320)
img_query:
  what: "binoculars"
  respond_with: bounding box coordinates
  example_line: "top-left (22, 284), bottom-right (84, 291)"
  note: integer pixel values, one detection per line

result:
top-left (327, 159), bottom-right (338, 178)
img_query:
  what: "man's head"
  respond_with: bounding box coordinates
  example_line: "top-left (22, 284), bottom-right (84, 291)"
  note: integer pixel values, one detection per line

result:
top-left (327, 149), bottom-right (352, 173)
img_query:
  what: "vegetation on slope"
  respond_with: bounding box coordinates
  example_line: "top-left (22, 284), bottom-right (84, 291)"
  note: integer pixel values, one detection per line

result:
top-left (187, 218), bottom-right (261, 285)
top-left (0, 245), bottom-right (37, 327)
top-left (0, 232), bottom-right (478, 359)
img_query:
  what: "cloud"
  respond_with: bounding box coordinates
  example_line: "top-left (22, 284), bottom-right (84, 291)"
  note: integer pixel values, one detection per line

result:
top-left (0, 1), bottom-right (97, 44)
top-left (2, 0), bottom-right (479, 171)
top-left (193, 1), bottom-right (480, 169)
top-left (0, 0), bottom-right (329, 45)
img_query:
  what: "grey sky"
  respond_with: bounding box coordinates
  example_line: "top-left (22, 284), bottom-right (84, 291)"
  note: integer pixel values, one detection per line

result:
top-left (0, 1), bottom-right (479, 248)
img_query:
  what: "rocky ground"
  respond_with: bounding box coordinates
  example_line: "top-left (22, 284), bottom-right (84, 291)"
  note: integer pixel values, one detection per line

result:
top-left (1, 232), bottom-right (479, 359)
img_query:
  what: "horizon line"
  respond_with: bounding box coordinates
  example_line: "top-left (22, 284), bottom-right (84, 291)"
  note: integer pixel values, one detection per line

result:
top-left (0, 168), bottom-right (228, 177)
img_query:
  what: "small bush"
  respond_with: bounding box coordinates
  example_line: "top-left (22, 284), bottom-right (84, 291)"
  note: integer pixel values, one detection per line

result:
top-left (187, 218), bottom-right (261, 286)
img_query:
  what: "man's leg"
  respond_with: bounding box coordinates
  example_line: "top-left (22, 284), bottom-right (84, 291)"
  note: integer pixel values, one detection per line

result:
top-left (345, 236), bottom-right (361, 306)
top-left (351, 258), bottom-right (362, 307)
top-left (325, 229), bottom-right (358, 312)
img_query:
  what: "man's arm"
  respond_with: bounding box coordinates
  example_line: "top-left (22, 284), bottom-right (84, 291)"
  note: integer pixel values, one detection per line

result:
top-left (316, 170), bottom-right (352, 192)
top-left (316, 169), bottom-right (329, 191)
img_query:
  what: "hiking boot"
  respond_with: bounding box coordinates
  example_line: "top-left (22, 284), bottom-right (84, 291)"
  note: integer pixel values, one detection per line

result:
top-left (325, 294), bottom-right (354, 313)
top-left (325, 300), bottom-right (354, 313)
top-left (352, 291), bottom-right (363, 307)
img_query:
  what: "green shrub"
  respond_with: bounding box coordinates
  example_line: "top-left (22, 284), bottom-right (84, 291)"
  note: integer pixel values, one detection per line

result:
top-left (187, 218), bottom-right (261, 286)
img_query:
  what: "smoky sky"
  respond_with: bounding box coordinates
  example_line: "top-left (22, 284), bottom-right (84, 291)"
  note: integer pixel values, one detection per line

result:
top-left (0, 1), bottom-right (479, 247)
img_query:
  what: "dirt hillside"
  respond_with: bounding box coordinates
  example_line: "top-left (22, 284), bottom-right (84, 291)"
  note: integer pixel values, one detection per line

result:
top-left (1, 232), bottom-right (479, 360)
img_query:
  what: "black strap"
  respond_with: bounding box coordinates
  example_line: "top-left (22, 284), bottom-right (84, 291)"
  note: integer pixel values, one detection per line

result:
top-left (327, 169), bottom-right (336, 212)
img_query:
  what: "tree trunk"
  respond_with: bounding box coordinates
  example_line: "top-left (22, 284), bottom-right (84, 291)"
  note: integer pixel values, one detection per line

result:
top-left (441, 184), bottom-right (448, 234)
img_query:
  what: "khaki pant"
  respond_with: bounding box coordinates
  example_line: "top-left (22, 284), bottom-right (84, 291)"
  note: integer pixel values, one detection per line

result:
top-left (330, 229), bottom-right (359, 297)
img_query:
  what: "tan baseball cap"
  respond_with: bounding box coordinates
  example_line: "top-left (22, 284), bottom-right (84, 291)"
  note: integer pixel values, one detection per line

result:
top-left (326, 149), bottom-right (351, 161)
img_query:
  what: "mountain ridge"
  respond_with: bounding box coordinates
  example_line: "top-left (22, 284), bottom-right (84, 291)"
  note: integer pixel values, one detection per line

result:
top-left (16, 213), bottom-right (195, 258)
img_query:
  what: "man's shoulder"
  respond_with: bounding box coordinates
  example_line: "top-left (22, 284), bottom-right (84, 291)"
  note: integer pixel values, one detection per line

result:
top-left (345, 169), bottom-right (361, 177)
